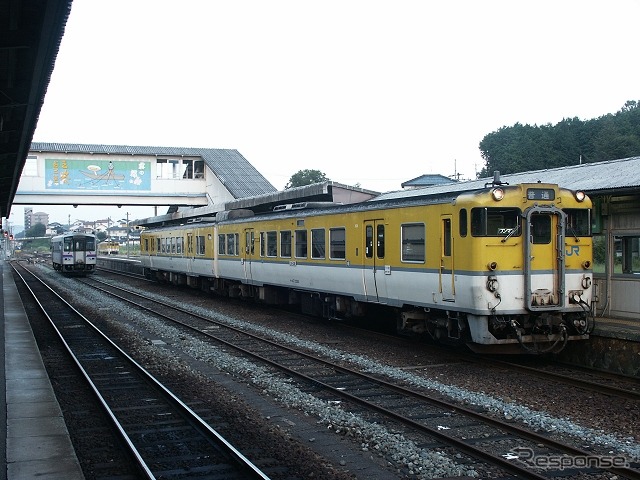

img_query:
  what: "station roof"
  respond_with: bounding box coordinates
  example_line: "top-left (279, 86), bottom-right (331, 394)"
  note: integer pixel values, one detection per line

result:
top-left (0, 0), bottom-right (72, 219)
top-left (30, 142), bottom-right (278, 199)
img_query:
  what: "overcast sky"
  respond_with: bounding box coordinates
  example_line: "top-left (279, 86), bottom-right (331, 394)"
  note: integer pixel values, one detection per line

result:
top-left (16, 0), bottom-right (640, 227)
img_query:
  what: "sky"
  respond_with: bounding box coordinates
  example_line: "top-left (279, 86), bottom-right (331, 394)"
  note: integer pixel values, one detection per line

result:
top-left (13, 0), bottom-right (640, 228)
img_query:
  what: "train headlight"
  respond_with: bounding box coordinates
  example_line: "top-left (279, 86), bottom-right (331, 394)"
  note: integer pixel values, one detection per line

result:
top-left (491, 188), bottom-right (505, 201)
top-left (575, 190), bottom-right (586, 202)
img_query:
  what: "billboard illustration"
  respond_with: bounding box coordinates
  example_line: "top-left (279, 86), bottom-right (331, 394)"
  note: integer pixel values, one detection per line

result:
top-left (45, 158), bottom-right (151, 191)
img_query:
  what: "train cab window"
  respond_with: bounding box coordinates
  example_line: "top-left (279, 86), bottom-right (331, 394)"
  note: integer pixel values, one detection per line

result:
top-left (377, 225), bottom-right (385, 259)
top-left (266, 231), bottom-right (277, 257)
top-left (471, 207), bottom-right (521, 237)
top-left (530, 214), bottom-right (551, 244)
top-left (295, 230), bottom-right (307, 258)
top-left (565, 209), bottom-right (591, 237)
top-left (311, 228), bottom-right (325, 259)
top-left (330, 228), bottom-right (346, 260)
top-left (281, 231), bottom-right (292, 258)
top-left (218, 234), bottom-right (226, 255)
top-left (86, 237), bottom-right (95, 251)
top-left (401, 223), bottom-right (425, 263)
top-left (64, 238), bottom-right (73, 252)
top-left (459, 209), bottom-right (468, 237)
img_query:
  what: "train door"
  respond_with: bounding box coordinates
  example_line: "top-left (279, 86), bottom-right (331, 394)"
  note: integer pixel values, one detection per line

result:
top-left (186, 233), bottom-right (194, 274)
top-left (440, 215), bottom-right (455, 301)
top-left (363, 220), bottom-right (388, 303)
top-left (524, 206), bottom-right (565, 309)
top-left (243, 228), bottom-right (255, 284)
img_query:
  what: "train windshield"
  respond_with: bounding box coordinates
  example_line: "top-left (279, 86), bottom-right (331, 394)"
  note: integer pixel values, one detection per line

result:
top-left (564, 209), bottom-right (591, 237)
top-left (86, 237), bottom-right (96, 250)
top-left (471, 207), bottom-right (521, 237)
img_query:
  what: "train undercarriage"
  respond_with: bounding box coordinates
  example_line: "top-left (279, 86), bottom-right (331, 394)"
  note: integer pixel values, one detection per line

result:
top-left (145, 268), bottom-right (592, 354)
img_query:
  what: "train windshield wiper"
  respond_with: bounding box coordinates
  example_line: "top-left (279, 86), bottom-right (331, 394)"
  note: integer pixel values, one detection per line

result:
top-left (501, 224), bottom-right (520, 243)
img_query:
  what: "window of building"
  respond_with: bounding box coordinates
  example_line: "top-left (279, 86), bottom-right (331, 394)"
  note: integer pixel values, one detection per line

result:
top-left (295, 230), bottom-right (307, 258)
top-left (24, 155), bottom-right (38, 176)
top-left (614, 235), bottom-right (640, 274)
top-left (311, 229), bottom-right (325, 259)
top-left (401, 223), bottom-right (425, 262)
top-left (281, 231), bottom-right (292, 258)
top-left (329, 228), bottom-right (346, 260)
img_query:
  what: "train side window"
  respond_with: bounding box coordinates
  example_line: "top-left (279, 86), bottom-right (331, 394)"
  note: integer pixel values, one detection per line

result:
top-left (401, 223), bottom-right (425, 263)
top-left (281, 231), bottom-right (292, 258)
top-left (227, 234), bottom-right (237, 255)
top-left (377, 225), bottom-right (385, 259)
top-left (259, 232), bottom-right (265, 257)
top-left (311, 228), bottom-right (325, 259)
top-left (144, 239), bottom-right (149, 252)
top-left (365, 226), bottom-right (373, 258)
top-left (171, 237), bottom-right (176, 253)
top-left (160, 238), bottom-right (166, 253)
top-left (295, 230), bottom-right (307, 258)
top-left (176, 237), bottom-right (183, 254)
top-left (218, 234), bottom-right (226, 255)
top-left (459, 209), bottom-right (468, 237)
top-left (330, 228), bottom-right (346, 260)
top-left (267, 231), bottom-right (277, 257)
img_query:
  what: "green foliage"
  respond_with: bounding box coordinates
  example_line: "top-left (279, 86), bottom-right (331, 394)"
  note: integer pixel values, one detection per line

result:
top-left (24, 223), bottom-right (46, 237)
top-left (96, 231), bottom-right (108, 241)
top-left (479, 100), bottom-right (640, 177)
top-left (285, 169), bottom-right (329, 189)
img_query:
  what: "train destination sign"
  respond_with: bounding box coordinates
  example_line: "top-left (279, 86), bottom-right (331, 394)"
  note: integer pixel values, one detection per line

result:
top-left (526, 188), bottom-right (555, 201)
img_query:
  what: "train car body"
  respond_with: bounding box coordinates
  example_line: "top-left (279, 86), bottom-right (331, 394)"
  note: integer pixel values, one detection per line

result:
top-left (98, 240), bottom-right (120, 255)
top-left (140, 180), bottom-right (594, 354)
top-left (51, 233), bottom-right (97, 275)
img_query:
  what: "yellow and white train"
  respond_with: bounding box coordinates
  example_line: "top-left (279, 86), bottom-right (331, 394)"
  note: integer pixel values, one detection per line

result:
top-left (140, 179), bottom-right (594, 354)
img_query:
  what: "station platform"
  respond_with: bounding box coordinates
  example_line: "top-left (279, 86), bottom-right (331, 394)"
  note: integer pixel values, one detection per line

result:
top-left (1, 260), bottom-right (84, 480)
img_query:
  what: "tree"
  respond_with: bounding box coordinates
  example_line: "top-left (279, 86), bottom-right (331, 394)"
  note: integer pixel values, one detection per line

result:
top-left (285, 169), bottom-right (329, 189)
top-left (96, 231), bottom-right (108, 242)
top-left (25, 223), bottom-right (46, 238)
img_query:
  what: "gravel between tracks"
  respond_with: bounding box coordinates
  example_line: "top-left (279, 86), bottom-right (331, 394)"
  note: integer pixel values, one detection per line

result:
top-left (40, 265), bottom-right (640, 478)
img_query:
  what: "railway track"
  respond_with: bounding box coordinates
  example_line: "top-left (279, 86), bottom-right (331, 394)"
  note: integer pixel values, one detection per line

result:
top-left (11, 262), bottom-right (271, 480)
top-left (80, 274), bottom-right (640, 479)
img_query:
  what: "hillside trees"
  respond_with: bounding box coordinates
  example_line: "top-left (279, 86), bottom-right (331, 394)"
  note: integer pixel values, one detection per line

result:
top-left (479, 100), bottom-right (640, 176)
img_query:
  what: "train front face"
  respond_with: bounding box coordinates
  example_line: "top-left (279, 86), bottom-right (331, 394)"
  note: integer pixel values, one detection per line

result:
top-left (459, 183), bottom-right (593, 353)
top-left (61, 234), bottom-right (97, 274)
